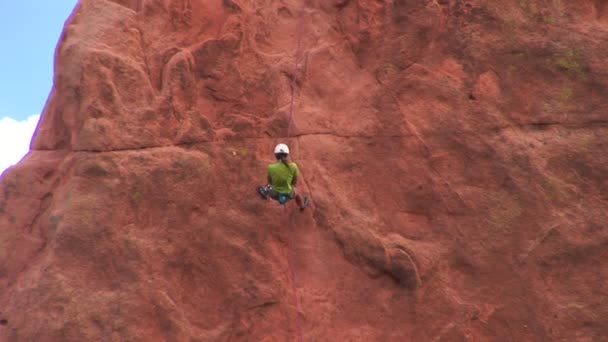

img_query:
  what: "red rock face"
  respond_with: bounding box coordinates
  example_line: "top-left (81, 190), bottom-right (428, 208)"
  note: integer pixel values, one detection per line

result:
top-left (1, 0), bottom-right (608, 340)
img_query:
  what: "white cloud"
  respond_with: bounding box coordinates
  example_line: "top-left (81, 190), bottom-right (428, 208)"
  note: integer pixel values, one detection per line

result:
top-left (0, 115), bottom-right (40, 176)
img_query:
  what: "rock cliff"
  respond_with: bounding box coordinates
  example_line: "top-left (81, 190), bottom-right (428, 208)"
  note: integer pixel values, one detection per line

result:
top-left (1, 0), bottom-right (607, 340)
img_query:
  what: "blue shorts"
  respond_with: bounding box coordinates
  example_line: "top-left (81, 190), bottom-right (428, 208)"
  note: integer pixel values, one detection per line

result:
top-left (269, 189), bottom-right (295, 204)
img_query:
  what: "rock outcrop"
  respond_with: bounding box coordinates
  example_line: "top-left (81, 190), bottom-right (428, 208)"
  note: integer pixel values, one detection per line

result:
top-left (1, 0), bottom-right (607, 340)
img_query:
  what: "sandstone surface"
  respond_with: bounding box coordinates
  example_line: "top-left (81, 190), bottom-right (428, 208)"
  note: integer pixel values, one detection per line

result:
top-left (1, 0), bottom-right (608, 340)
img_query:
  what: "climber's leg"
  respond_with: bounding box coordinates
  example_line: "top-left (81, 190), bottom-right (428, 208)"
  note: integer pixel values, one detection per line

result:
top-left (257, 184), bottom-right (272, 200)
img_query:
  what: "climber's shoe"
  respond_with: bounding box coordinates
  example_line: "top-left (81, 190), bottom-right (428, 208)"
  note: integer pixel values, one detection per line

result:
top-left (300, 196), bottom-right (310, 211)
top-left (257, 185), bottom-right (270, 200)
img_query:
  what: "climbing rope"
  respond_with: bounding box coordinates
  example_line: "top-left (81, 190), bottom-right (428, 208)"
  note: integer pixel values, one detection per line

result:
top-left (286, 212), bottom-right (304, 342)
top-left (285, 3), bottom-right (306, 341)
top-left (286, 4), bottom-right (305, 144)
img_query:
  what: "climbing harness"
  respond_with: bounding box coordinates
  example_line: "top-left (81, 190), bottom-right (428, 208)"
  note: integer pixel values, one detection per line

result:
top-left (257, 184), bottom-right (291, 204)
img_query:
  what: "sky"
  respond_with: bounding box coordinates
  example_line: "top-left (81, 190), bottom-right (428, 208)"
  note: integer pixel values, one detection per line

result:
top-left (0, 1), bottom-right (78, 175)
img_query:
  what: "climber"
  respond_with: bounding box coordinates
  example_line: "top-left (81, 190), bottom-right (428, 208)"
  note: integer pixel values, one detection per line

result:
top-left (257, 143), bottom-right (309, 210)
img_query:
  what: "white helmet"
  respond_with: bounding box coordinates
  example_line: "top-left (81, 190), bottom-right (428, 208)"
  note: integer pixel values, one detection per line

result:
top-left (274, 143), bottom-right (290, 155)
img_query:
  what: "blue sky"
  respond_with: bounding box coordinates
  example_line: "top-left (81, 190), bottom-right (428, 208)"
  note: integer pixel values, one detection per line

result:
top-left (0, 1), bottom-right (77, 120)
top-left (0, 1), bottom-right (77, 174)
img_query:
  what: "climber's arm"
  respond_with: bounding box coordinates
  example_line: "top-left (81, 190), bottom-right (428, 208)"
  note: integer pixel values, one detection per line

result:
top-left (290, 163), bottom-right (300, 186)
top-left (291, 163), bottom-right (299, 187)
top-left (292, 174), bottom-right (298, 187)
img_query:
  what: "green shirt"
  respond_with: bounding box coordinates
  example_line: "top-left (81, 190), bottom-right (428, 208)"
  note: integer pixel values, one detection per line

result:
top-left (267, 161), bottom-right (299, 194)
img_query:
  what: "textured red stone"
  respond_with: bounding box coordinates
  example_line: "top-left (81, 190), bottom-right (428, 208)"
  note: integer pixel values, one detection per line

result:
top-left (1, 0), bottom-right (608, 340)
